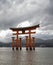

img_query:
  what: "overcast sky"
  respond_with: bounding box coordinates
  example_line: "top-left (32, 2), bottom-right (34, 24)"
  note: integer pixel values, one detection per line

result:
top-left (0, 0), bottom-right (53, 42)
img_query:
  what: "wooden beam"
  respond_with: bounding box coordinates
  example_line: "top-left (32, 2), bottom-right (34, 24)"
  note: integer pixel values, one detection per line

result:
top-left (13, 32), bottom-right (36, 35)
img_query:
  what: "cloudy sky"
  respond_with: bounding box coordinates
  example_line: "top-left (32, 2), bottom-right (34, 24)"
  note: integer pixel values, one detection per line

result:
top-left (0, 0), bottom-right (53, 42)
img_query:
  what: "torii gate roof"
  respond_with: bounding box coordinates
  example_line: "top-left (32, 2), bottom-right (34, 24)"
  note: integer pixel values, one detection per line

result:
top-left (10, 24), bottom-right (40, 31)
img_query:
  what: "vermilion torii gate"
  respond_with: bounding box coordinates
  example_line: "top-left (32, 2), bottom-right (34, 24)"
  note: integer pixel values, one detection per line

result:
top-left (10, 24), bottom-right (39, 50)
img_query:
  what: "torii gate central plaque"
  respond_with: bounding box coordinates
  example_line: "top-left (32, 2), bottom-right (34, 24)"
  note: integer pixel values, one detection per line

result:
top-left (10, 24), bottom-right (39, 50)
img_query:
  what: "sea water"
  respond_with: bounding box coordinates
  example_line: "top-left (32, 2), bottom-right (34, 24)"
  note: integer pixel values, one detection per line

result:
top-left (0, 47), bottom-right (53, 65)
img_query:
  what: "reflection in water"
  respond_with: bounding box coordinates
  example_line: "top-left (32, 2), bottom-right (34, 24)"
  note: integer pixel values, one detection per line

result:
top-left (0, 47), bottom-right (53, 65)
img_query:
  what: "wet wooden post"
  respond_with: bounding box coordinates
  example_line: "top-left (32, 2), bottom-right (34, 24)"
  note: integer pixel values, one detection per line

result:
top-left (26, 36), bottom-right (29, 50)
top-left (19, 38), bottom-right (22, 50)
top-left (12, 37), bottom-right (15, 50)
top-left (32, 37), bottom-right (35, 50)
top-left (29, 30), bottom-right (32, 50)
top-left (16, 31), bottom-right (18, 50)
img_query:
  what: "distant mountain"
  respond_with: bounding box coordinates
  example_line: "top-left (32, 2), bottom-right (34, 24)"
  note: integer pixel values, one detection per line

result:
top-left (22, 38), bottom-right (53, 47)
top-left (45, 39), bottom-right (53, 47)
top-left (35, 38), bottom-right (45, 43)
top-left (46, 39), bottom-right (53, 44)
top-left (35, 38), bottom-right (53, 47)
top-left (0, 42), bottom-right (11, 47)
top-left (0, 38), bottom-right (53, 47)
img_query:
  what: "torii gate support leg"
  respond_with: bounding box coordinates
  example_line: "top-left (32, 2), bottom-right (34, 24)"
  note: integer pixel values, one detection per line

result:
top-left (19, 38), bottom-right (22, 50)
top-left (26, 36), bottom-right (29, 50)
top-left (32, 37), bottom-right (35, 50)
top-left (29, 30), bottom-right (32, 50)
top-left (16, 31), bottom-right (18, 50)
top-left (12, 37), bottom-right (15, 50)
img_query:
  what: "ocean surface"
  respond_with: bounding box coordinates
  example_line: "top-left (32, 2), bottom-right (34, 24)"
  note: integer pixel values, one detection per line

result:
top-left (0, 47), bottom-right (53, 65)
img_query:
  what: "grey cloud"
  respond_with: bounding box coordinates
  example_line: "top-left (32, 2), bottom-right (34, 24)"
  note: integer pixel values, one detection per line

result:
top-left (0, 0), bottom-right (53, 42)
top-left (35, 33), bottom-right (53, 40)
top-left (46, 0), bottom-right (53, 15)
top-left (0, 0), bottom-right (42, 30)
top-left (0, 0), bottom-right (53, 31)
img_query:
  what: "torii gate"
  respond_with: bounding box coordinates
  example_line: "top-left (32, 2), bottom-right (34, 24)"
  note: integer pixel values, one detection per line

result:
top-left (10, 24), bottom-right (39, 50)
